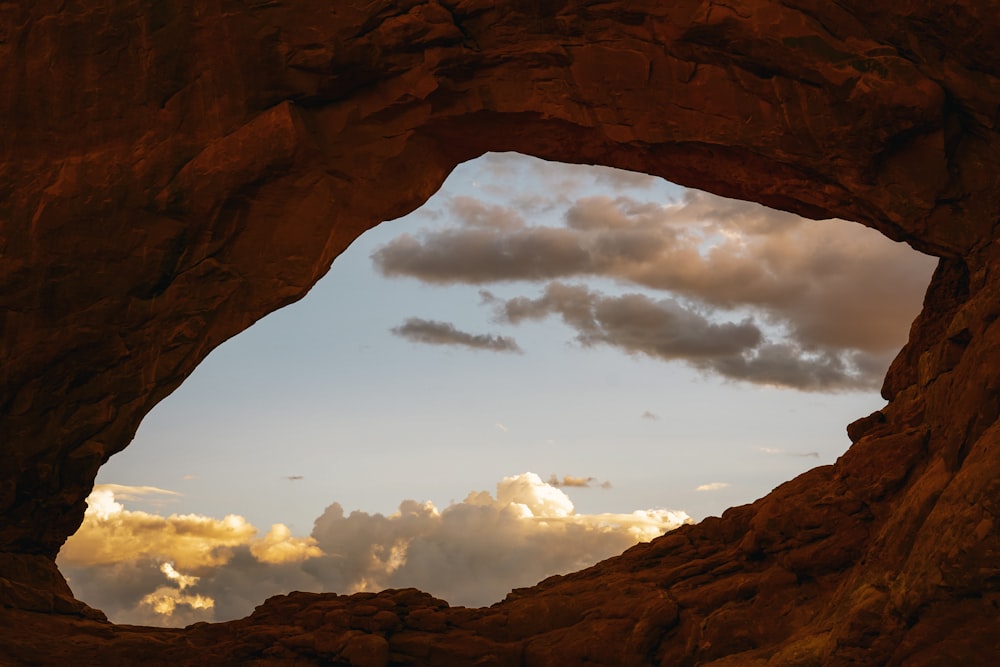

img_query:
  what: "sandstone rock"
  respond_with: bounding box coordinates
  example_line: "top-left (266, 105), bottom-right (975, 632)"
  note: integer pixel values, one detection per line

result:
top-left (1, 0), bottom-right (999, 665)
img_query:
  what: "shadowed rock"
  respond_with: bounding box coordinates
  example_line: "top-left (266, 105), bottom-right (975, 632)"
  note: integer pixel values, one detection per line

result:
top-left (1, 1), bottom-right (998, 664)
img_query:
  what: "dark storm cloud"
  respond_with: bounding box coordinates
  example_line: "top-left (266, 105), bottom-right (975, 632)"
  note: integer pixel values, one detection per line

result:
top-left (391, 317), bottom-right (522, 353)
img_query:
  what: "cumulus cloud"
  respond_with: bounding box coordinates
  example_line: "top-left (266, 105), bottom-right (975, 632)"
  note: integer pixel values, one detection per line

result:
top-left (59, 484), bottom-right (326, 625)
top-left (140, 563), bottom-right (215, 619)
top-left (391, 317), bottom-right (522, 353)
top-left (59, 485), bottom-right (259, 570)
top-left (305, 473), bottom-right (690, 606)
top-left (372, 183), bottom-right (935, 390)
top-left (60, 477), bottom-right (690, 626)
top-left (250, 524), bottom-right (324, 564)
top-left (696, 482), bottom-right (731, 492)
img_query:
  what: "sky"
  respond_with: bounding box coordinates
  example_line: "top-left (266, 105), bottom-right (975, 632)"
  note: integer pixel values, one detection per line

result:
top-left (58, 153), bottom-right (937, 626)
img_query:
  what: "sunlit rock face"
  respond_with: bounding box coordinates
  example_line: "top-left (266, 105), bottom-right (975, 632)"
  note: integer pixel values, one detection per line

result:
top-left (1, 0), bottom-right (998, 664)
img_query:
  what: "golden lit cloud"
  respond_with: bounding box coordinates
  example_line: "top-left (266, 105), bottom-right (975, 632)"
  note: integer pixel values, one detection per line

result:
top-left (161, 562), bottom-right (199, 590)
top-left (140, 563), bottom-right (215, 617)
top-left (60, 486), bottom-right (257, 570)
top-left (250, 524), bottom-right (323, 564)
top-left (62, 475), bottom-right (692, 626)
top-left (61, 485), bottom-right (323, 572)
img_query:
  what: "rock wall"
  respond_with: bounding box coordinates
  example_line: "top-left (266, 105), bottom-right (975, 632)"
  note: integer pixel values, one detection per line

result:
top-left (1, 1), bottom-right (998, 664)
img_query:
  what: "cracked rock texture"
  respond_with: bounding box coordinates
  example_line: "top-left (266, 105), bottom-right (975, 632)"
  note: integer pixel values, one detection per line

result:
top-left (1, 1), bottom-right (999, 664)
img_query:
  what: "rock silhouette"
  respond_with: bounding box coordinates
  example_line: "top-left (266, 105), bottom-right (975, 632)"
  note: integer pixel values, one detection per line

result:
top-left (1, 1), bottom-right (998, 664)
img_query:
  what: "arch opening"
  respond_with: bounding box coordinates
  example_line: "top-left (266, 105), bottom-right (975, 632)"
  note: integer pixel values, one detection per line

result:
top-left (57, 153), bottom-right (936, 626)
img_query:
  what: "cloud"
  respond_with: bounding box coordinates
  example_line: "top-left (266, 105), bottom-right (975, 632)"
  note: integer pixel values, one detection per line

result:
top-left (391, 317), bottom-right (522, 353)
top-left (161, 562), bottom-right (199, 590)
top-left (94, 483), bottom-right (181, 502)
top-left (474, 152), bottom-right (661, 201)
top-left (696, 482), bottom-right (731, 492)
top-left (758, 447), bottom-right (820, 458)
top-left (499, 282), bottom-right (762, 356)
top-left (250, 524), bottom-right (324, 564)
top-left (545, 474), bottom-right (611, 489)
top-left (305, 473), bottom-right (690, 606)
top-left (372, 184), bottom-right (935, 390)
top-left (59, 485), bottom-right (258, 570)
top-left (140, 563), bottom-right (215, 618)
top-left (58, 484), bottom-right (325, 626)
top-left (60, 476), bottom-right (690, 626)
top-left (449, 196), bottom-right (526, 230)
top-left (547, 474), bottom-right (594, 487)
top-left (493, 282), bottom-right (877, 391)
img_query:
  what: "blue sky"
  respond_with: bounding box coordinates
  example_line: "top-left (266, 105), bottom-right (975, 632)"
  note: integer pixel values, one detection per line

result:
top-left (69, 153), bottom-right (936, 624)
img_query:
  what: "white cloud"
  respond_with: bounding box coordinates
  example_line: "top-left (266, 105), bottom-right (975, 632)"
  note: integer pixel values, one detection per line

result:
top-left (695, 482), bottom-right (731, 492)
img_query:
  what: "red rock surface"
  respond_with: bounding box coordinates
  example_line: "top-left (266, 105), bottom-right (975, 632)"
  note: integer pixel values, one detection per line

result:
top-left (1, 1), bottom-right (999, 664)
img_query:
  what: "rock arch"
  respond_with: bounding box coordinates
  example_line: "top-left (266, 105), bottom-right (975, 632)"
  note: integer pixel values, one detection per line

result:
top-left (1, 1), bottom-right (997, 663)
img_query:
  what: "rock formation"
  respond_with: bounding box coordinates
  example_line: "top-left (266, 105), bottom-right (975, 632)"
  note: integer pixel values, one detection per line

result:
top-left (1, 0), bottom-right (998, 664)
